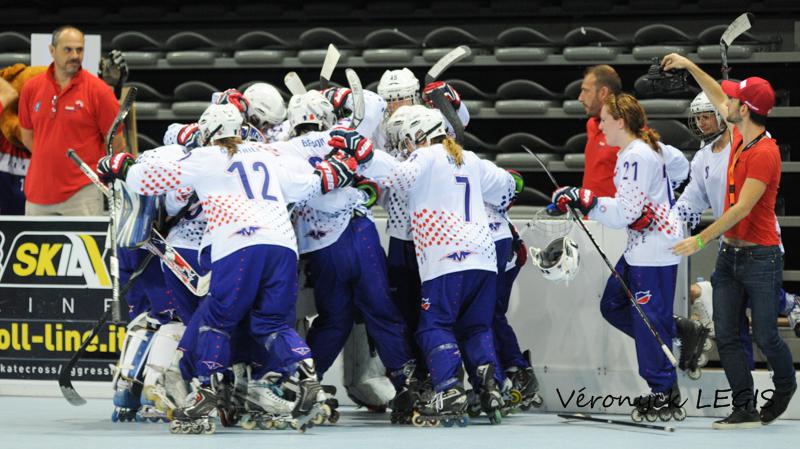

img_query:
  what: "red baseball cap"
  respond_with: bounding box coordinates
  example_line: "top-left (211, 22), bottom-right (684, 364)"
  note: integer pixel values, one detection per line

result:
top-left (721, 77), bottom-right (775, 115)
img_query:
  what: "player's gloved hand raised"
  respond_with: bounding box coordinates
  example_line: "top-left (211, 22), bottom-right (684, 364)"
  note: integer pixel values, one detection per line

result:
top-left (314, 151), bottom-right (358, 193)
top-left (551, 186), bottom-right (597, 215)
top-left (322, 87), bottom-right (353, 119)
top-left (630, 204), bottom-right (656, 232)
top-left (176, 123), bottom-right (202, 149)
top-left (214, 89), bottom-right (249, 116)
top-left (97, 153), bottom-right (135, 183)
top-left (355, 176), bottom-right (381, 208)
top-left (99, 50), bottom-right (128, 94)
top-left (328, 128), bottom-right (374, 164)
top-left (422, 81), bottom-right (462, 109)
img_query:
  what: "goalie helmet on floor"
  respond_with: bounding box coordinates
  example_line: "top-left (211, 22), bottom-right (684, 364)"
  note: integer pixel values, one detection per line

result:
top-left (529, 236), bottom-right (580, 282)
top-left (688, 91), bottom-right (726, 146)
top-left (198, 103), bottom-right (244, 145)
top-left (378, 68), bottom-right (420, 116)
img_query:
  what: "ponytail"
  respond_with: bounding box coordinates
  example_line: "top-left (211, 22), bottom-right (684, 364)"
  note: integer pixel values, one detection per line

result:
top-left (442, 137), bottom-right (464, 167)
top-left (215, 136), bottom-right (242, 157)
top-left (638, 128), bottom-right (661, 152)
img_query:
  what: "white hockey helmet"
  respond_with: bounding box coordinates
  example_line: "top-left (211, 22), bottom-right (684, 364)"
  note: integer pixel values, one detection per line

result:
top-left (378, 68), bottom-right (420, 115)
top-left (384, 105), bottom-right (416, 152)
top-left (399, 106), bottom-right (447, 151)
top-left (688, 91), bottom-right (726, 145)
top-left (529, 237), bottom-right (580, 282)
top-left (198, 103), bottom-right (244, 145)
top-left (243, 83), bottom-right (287, 130)
top-left (287, 90), bottom-right (336, 136)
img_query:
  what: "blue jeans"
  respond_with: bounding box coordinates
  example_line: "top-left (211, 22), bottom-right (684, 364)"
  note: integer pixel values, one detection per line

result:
top-left (712, 243), bottom-right (795, 409)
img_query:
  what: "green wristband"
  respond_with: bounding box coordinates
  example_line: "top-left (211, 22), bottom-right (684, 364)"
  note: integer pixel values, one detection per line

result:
top-left (695, 236), bottom-right (705, 250)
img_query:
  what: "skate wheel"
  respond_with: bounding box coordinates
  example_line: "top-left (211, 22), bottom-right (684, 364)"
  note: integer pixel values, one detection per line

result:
top-left (645, 410), bottom-right (658, 422)
top-left (489, 409), bottom-right (502, 425)
top-left (135, 413), bottom-right (146, 423)
top-left (443, 419), bottom-right (454, 427)
top-left (218, 408), bottom-right (236, 427)
top-left (328, 409), bottom-right (341, 424)
top-left (531, 394), bottom-right (544, 408)
top-left (520, 404), bottom-right (531, 411)
top-left (427, 418), bottom-right (439, 427)
top-left (658, 408), bottom-right (672, 422)
top-left (509, 390), bottom-right (523, 405)
top-left (169, 420), bottom-right (181, 434)
top-left (411, 412), bottom-right (426, 427)
top-left (697, 353), bottom-right (708, 367)
top-left (275, 421), bottom-right (289, 430)
top-left (312, 413), bottom-right (326, 425)
top-left (688, 368), bottom-right (702, 380)
top-left (290, 420), bottom-right (301, 431)
top-left (631, 409), bottom-right (643, 423)
top-left (240, 418), bottom-right (256, 431)
top-left (467, 407), bottom-right (481, 418)
top-left (111, 410), bottom-right (119, 422)
top-left (672, 407), bottom-right (687, 421)
top-left (203, 421), bottom-right (216, 434)
top-left (457, 416), bottom-right (469, 427)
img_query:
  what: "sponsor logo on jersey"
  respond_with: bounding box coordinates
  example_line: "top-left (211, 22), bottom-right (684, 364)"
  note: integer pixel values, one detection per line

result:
top-left (234, 226), bottom-right (261, 237)
top-left (0, 232), bottom-right (110, 288)
top-left (635, 290), bottom-right (652, 305)
top-left (488, 222), bottom-right (502, 232)
top-left (291, 347), bottom-right (312, 356)
top-left (34, 101), bottom-right (41, 112)
top-left (200, 360), bottom-right (224, 371)
top-left (421, 297), bottom-right (431, 311)
top-left (442, 250), bottom-right (473, 262)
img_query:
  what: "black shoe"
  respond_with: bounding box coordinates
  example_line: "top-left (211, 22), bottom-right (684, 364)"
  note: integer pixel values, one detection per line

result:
top-left (712, 407), bottom-right (762, 429)
top-left (760, 384), bottom-right (797, 424)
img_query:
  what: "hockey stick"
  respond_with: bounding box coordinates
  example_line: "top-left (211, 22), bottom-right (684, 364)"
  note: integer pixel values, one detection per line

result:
top-left (345, 68), bottom-right (365, 129)
top-left (319, 44), bottom-right (340, 90)
top-left (284, 72), bottom-right (307, 96)
top-left (720, 12), bottom-right (755, 80)
top-left (59, 251), bottom-right (155, 406)
top-left (104, 86), bottom-right (137, 322)
top-left (424, 45), bottom-right (471, 145)
top-left (67, 150), bottom-right (210, 297)
top-left (521, 145), bottom-right (678, 367)
top-left (558, 413), bottom-right (676, 432)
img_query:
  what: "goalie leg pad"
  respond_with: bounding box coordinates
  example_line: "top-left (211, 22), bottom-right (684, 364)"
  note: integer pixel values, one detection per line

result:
top-left (113, 311), bottom-right (158, 392)
top-left (143, 321), bottom-right (186, 388)
top-left (343, 323), bottom-right (395, 406)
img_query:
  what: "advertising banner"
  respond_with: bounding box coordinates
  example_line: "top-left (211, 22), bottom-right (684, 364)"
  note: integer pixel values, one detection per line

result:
top-left (0, 217), bottom-right (120, 382)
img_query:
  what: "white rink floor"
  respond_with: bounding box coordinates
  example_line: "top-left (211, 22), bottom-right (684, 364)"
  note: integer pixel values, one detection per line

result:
top-left (1, 396), bottom-right (797, 449)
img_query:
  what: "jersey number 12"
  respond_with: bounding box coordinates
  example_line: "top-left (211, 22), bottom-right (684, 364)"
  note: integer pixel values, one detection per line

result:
top-left (228, 161), bottom-right (278, 200)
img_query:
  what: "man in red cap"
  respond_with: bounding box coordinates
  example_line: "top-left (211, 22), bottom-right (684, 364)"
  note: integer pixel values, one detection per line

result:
top-left (663, 53), bottom-right (794, 429)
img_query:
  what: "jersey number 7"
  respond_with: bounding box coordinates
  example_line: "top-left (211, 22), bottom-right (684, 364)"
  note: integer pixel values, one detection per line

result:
top-left (455, 175), bottom-right (471, 222)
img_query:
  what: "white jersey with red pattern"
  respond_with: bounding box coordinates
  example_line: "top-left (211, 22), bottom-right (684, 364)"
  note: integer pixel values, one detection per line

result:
top-left (588, 139), bottom-right (684, 267)
top-left (266, 130), bottom-right (367, 254)
top-left (126, 141), bottom-right (323, 262)
top-left (137, 145), bottom-right (206, 251)
top-left (365, 144), bottom-right (515, 282)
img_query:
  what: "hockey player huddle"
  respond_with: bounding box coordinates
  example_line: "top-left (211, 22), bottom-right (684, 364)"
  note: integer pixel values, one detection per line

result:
top-left (93, 53), bottom-right (793, 433)
top-left (98, 68), bottom-right (540, 433)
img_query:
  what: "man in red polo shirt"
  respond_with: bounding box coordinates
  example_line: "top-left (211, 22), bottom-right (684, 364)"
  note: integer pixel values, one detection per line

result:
top-left (578, 64), bottom-right (622, 197)
top-left (665, 53), bottom-right (795, 429)
top-left (18, 25), bottom-right (122, 215)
